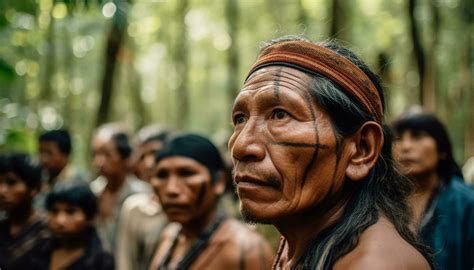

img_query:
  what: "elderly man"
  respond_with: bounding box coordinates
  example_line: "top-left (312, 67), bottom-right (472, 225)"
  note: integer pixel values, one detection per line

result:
top-left (228, 37), bottom-right (431, 269)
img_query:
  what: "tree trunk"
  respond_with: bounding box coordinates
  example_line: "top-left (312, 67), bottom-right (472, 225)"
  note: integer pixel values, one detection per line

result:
top-left (95, 2), bottom-right (127, 127)
top-left (297, 0), bottom-right (309, 27)
top-left (175, 0), bottom-right (189, 129)
top-left (408, 0), bottom-right (426, 106)
top-left (226, 0), bottom-right (239, 118)
top-left (40, 14), bottom-right (55, 101)
top-left (329, 0), bottom-right (347, 39)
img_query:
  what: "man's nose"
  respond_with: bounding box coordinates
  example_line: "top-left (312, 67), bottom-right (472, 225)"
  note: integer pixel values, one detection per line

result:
top-left (164, 175), bottom-right (181, 197)
top-left (230, 117), bottom-right (266, 162)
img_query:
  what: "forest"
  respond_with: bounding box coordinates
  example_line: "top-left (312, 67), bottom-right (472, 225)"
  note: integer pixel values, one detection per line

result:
top-left (0, 0), bottom-right (472, 168)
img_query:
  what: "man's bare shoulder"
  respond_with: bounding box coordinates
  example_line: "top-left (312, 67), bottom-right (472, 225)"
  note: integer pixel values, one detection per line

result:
top-left (334, 217), bottom-right (430, 270)
top-left (214, 219), bottom-right (274, 269)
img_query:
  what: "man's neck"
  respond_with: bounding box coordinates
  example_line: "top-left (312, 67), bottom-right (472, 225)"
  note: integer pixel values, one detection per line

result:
top-left (411, 170), bottom-right (439, 195)
top-left (181, 207), bottom-right (218, 241)
top-left (105, 172), bottom-right (127, 192)
top-left (9, 205), bottom-right (35, 236)
top-left (274, 192), bottom-right (351, 268)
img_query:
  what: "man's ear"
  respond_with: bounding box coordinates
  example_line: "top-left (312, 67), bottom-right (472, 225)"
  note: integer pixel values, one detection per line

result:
top-left (213, 170), bottom-right (226, 196)
top-left (345, 122), bottom-right (384, 182)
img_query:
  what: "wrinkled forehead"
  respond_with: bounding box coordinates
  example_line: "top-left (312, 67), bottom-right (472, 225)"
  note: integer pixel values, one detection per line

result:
top-left (242, 65), bottom-right (314, 93)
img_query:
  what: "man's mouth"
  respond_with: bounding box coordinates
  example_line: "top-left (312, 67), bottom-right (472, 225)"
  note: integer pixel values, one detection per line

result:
top-left (234, 174), bottom-right (281, 189)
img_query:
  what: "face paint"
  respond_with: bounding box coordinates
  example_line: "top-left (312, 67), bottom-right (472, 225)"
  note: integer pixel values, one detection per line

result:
top-left (150, 156), bottom-right (218, 225)
top-left (229, 66), bottom-right (352, 223)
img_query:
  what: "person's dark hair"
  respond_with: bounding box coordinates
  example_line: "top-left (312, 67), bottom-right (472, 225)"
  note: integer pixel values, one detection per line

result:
top-left (111, 132), bottom-right (132, 159)
top-left (0, 152), bottom-right (41, 190)
top-left (143, 130), bottom-right (171, 145)
top-left (39, 129), bottom-right (72, 155)
top-left (392, 111), bottom-right (463, 183)
top-left (45, 184), bottom-right (98, 220)
top-left (260, 36), bottom-right (431, 269)
top-left (155, 133), bottom-right (225, 184)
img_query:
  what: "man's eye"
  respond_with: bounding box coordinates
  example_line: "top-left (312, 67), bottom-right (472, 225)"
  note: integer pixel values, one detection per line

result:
top-left (272, 109), bottom-right (289, 120)
top-left (156, 170), bottom-right (169, 179)
top-left (233, 114), bottom-right (246, 125)
top-left (178, 168), bottom-right (196, 177)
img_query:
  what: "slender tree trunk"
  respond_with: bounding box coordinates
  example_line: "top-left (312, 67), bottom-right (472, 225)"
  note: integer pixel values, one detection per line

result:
top-left (408, 0), bottom-right (426, 106)
top-left (40, 14), bottom-right (55, 101)
top-left (95, 3), bottom-right (127, 127)
top-left (297, 0), bottom-right (309, 27)
top-left (226, 0), bottom-right (239, 118)
top-left (329, 0), bottom-right (347, 39)
top-left (175, 0), bottom-right (189, 129)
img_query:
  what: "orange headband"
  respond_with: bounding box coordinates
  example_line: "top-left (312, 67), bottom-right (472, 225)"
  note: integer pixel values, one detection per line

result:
top-left (246, 40), bottom-right (384, 123)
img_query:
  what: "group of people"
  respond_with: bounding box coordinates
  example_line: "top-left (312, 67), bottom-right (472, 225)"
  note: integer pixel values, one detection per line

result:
top-left (1, 36), bottom-right (472, 270)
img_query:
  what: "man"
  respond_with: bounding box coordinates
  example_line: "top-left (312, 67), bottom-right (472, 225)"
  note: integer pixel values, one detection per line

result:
top-left (228, 37), bottom-right (431, 269)
top-left (392, 110), bottom-right (474, 270)
top-left (0, 153), bottom-right (50, 269)
top-left (36, 129), bottom-right (88, 210)
top-left (149, 133), bottom-right (274, 269)
top-left (116, 127), bottom-right (171, 270)
top-left (90, 123), bottom-right (150, 253)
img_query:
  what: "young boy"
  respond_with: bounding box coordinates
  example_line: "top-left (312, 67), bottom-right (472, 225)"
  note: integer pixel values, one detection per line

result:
top-left (29, 184), bottom-right (114, 270)
top-left (0, 153), bottom-right (49, 270)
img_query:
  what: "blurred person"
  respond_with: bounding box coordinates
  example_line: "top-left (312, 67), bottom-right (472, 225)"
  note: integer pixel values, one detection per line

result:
top-left (115, 126), bottom-right (172, 270)
top-left (36, 129), bottom-right (88, 210)
top-left (392, 110), bottom-right (474, 270)
top-left (90, 123), bottom-right (150, 253)
top-left (0, 153), bottom-right (50, 270)
top-left (228, 37), bottom-right (431, 269)
top-left (28, 184), bottom-right (114, 270)
top-left (149, 133), bottom-right (274, 270)
top-left (462, 156), bottom-right (474, 184)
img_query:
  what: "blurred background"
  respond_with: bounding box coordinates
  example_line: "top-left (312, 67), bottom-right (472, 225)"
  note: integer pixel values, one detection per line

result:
top-left (0, 0), bottom-right (472, 169)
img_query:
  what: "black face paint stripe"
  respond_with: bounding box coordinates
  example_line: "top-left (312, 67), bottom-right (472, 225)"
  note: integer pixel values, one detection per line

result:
top-left (270, 141), bottom-right (329, 149)
top-left (239, 242), bottom-right (247, 270)
top-left (272, 67), bottom-right (282, 101)
top-left (299, 89), bottom-right (321, 187)
top-left (195, 183), bottom-right (206, 209)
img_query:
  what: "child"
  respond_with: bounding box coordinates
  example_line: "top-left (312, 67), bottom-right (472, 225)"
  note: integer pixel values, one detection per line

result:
top-left (29, 184), bottom-right (114, 270)
top-left (0, 153), bottom-right (49, 270)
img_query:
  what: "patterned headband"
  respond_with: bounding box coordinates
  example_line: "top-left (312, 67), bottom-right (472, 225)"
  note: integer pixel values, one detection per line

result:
top-left (246, 40), bottom-right (384, 123)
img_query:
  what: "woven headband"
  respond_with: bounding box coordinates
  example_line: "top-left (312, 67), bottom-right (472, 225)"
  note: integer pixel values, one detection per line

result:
top-left (246, 40), bottom-right (383, 123)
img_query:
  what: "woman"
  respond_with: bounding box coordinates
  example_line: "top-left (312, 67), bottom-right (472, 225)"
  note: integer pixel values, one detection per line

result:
top-left (392, 110), bottom-right (474, 270)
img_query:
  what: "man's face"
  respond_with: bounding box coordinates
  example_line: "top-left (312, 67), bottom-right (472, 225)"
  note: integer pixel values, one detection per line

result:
top-left (48, 202), bottom-right (90, 238)
top-left (150, 156), bottom-right (220, 225)
top-left (0, 172), bottom-right (35, 212)
top-left (92, 137), bottom-right (127, 180)
top-left (228, 66), bottom-right (350, 223)
top-left (134, 140), bottom-right (163, 181)
top-left (393, 130), bottom-right (439, 178)
top-left (39, 141), bottom-right (68, 176)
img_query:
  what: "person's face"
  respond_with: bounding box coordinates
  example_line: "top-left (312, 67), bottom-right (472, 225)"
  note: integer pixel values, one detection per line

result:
top-left (134, 140), bottom-right (163, 181)
top-left (393, 130), bottom-right (439, 178)
top-left (0, 172), bottom-right (35, 212)
top-left (48, 202), bottom-right (91, 238)
top-left (228, 66), bottom-right (351, 223)
top-left (39, 141), bottom-right (68, 175)
top-left (92, 136), bottom-right (127, 180)
top-left (150, 156), bottom-right (222, 225)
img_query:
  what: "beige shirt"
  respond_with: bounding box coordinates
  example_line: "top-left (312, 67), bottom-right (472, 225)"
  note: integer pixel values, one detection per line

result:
top-left (90, 175), bottom-right (151, 253)
top-left (116, 192), bottom-right (168, 270)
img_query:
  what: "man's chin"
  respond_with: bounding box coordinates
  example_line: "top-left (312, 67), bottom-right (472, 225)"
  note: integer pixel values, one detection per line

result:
top-left (240, 207), bottom-right (275, 225)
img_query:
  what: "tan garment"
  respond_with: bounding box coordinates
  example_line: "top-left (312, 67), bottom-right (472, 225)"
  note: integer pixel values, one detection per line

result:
top-left (90, 175), bottom-right (151, 252)
top-left (116, 193), bottom-right (167, 270)
top-left (149, 219), bottom-right (274, 270)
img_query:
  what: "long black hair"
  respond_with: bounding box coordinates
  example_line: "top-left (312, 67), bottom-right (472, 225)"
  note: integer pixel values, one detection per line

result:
top-left (261, 36), bottom-right (432, 269)
top-left (392, 111), bottom-right (463, 183)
